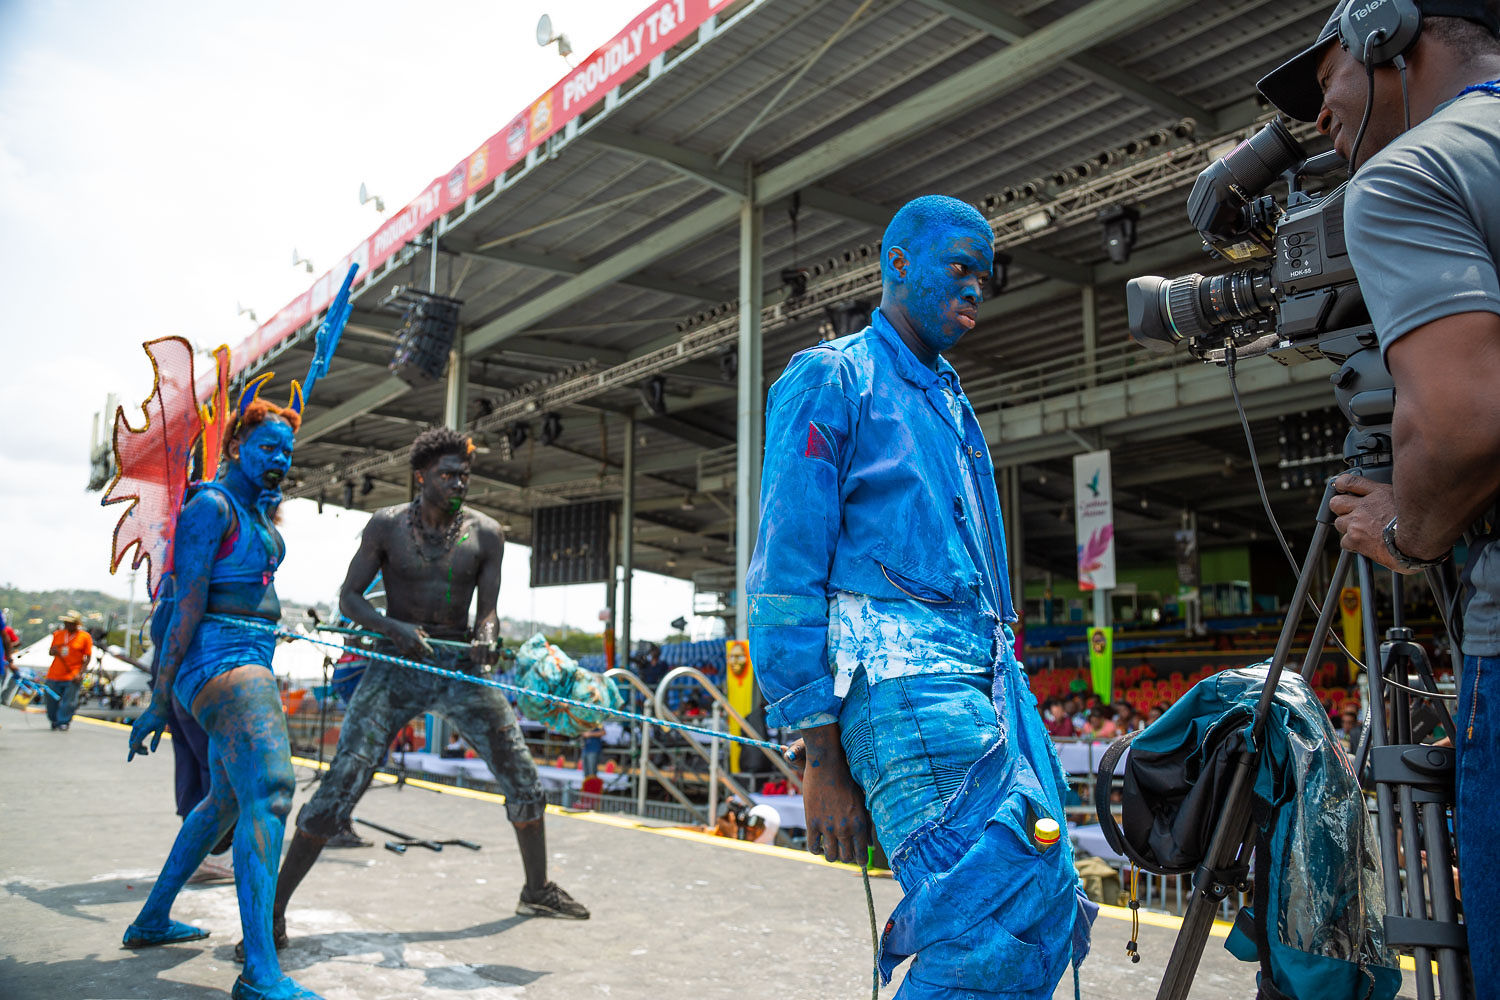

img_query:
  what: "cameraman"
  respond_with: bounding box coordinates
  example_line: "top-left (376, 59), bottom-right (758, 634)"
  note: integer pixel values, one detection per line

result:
top-left (1261, 0), bottom-right (1500, 990)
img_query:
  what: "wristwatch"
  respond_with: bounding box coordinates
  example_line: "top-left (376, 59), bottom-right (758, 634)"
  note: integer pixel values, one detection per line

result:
top-left (1382, 516), bottom-right (1446, 570)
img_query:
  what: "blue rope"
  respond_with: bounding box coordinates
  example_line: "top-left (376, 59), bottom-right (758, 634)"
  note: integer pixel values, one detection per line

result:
top-left (202, 614), bottom-right (789, 753)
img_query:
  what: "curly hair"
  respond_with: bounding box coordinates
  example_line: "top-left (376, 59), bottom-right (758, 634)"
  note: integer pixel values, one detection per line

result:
top-left (227, 398), bottom-right (301, 444)
top-left (410, 426), bottom-right (475, 471)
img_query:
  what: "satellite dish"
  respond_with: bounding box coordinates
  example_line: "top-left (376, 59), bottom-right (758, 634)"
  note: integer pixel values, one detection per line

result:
top-left (536, 13), bottom-right (554, 46)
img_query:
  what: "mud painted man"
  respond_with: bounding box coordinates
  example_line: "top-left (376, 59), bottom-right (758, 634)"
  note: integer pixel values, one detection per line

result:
top-left (747, 195), bottom-right (1093, 998)
top-left (125, 398), bottom-right (322, 1000)
top-left (268, 427), bottom-right (586, 950)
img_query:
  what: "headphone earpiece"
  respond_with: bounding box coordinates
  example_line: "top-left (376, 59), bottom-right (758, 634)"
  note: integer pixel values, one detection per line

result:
top-left (1339, 0), bottom-right (1424, 65)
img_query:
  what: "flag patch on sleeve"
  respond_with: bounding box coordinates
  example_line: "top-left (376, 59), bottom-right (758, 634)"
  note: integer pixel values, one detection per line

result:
top-left (805, 421), bottom-right (838, 466)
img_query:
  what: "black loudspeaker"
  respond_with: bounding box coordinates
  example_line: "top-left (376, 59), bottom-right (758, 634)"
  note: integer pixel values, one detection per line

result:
top-left (1340, 0), bottom-right (1422, 65)
top-left (389, 291), bottom-right (463, 386)
top-left (530, 500), bottom-right (615, 587)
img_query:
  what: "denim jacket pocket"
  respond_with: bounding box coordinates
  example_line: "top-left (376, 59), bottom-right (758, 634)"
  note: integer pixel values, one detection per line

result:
top-left (878, 562), bottom-right (954, 604)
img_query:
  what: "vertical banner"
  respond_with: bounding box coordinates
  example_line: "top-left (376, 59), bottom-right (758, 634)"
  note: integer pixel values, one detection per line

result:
top-left (1089, 626), bottom-right (1114, 702)
top-left (725, 640), bottom-right (754, 772)
top-left (1073, 450), bottom-right (1116, 591)
top-left (1339, 587), bottom-right (1363, 674)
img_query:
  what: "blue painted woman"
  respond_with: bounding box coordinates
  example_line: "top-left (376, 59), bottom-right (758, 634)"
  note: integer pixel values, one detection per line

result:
top-left (123, 386), bottom-right (323, 1000)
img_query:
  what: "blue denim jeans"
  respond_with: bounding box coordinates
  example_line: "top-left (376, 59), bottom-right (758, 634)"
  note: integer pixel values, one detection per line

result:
top-left (838, 668), bottom-right (999, 870)
top-left (1459, 655), bottom-right (1498, 998)
top-left (45, 680), bottom-right (79, 727)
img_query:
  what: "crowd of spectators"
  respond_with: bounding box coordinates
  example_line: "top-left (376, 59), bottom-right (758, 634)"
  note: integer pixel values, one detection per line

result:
top-left (1037, 693), bottom-right (1163, 739)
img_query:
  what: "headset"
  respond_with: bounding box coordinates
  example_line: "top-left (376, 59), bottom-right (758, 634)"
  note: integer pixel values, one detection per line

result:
top-left (1339, 0), bottom-right (1425, 66)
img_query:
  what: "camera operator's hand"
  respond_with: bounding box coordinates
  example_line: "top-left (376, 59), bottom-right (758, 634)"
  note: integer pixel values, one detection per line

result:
top-left (1330, 475), bottom-right (1417, 574)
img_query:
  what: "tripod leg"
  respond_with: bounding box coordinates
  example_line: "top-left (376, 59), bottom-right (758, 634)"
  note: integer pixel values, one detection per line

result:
top-left (1300, 548), bottom-right (1354, 682)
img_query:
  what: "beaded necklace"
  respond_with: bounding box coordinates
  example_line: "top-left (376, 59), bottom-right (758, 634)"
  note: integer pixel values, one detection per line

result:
top-left (1457, 78), bottom-right (1500, 99)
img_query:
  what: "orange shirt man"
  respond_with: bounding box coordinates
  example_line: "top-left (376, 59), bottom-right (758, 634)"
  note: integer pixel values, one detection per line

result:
top-left (48, 612), bottom-right (93, 682)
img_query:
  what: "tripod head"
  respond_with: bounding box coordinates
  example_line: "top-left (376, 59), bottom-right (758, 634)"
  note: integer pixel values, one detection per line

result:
top-left (1316, 325), bottom-right (1394, 481)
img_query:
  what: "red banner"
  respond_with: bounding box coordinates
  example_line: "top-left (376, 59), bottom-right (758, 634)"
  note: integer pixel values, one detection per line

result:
top-left (226, 0), bottom-right (737, 385)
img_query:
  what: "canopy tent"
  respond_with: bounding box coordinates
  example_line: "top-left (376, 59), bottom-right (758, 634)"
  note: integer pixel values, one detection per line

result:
top-left (9, 636), bottom-right (153, 695)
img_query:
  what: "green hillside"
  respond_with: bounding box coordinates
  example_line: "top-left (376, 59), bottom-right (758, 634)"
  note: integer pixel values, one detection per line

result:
top-left (0, 587), bottom-right (138, 648)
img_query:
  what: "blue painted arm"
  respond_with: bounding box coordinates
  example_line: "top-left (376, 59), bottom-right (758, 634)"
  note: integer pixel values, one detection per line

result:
top-left (128, 489), bottom-right (228, 759)
top-left (746, 350), bottom-right (854, 731)
top-left (300, 262), bottom-right (359, 401)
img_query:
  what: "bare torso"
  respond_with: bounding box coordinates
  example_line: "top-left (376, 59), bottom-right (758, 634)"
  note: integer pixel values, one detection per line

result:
top-left (366, 502), bottom-right (502, 634)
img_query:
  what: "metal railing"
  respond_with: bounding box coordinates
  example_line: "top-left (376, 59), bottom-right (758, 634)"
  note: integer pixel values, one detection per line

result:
top-left (648, 666), bottom-right (799, 818)
top-left (604, 668), bottom-right (705, 820)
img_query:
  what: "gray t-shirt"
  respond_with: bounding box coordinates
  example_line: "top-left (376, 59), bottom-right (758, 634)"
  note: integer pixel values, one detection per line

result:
top-left (1346, 90), bottom-right (1500, 655)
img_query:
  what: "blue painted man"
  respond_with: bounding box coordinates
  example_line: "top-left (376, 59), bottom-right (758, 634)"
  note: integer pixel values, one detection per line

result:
top-left (125, 396), bottom-right (324, 1000)
top-left (747, 195), bottom-right (1093, 998)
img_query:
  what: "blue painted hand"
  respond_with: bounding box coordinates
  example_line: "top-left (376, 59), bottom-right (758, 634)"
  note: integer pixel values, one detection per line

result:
top-left (128, 698), bottom-right (170, 761)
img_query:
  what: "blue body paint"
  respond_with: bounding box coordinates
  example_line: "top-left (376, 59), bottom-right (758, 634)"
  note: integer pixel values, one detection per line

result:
top-left (879, 195), bottom-right (994, 363)
top-left (126, 415), bottom-right (323, 1000)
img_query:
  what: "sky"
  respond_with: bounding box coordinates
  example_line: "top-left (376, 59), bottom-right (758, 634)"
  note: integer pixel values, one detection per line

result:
top-left (0, 0), bottom-right (702, 641)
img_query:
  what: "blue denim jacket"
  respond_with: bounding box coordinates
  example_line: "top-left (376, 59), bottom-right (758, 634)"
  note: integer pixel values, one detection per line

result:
top-left (747, 310), bottom-right (1014, 730)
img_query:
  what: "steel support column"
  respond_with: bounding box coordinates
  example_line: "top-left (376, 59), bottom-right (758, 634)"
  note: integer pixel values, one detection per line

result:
top-left (444, 351), bottom-right (469, 431)
top-left (735, 173), bottom-right (763, 641)
top-left (621, 416), bottom-right (636, 663)
top-left (1081, 285), bottom-right (1099, 389)
top-left (1002, 466), bottom-right (1025, 594)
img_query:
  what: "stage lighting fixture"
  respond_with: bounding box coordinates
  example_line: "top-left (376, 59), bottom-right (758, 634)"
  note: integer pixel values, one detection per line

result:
top-left (640, 375), bottom-right (668, 416)
top-left (780, 266), bottom-right (809, 299)
top-left (317, 491), bottom-right (326, 514)
top-left (719, 347), bottom-right (738, 382)
top-left (540, 412), bottom-right (563, 447)
top-left (1098, 205), bottom-right (1140, 265)
top-left (292, 249), bottom-right (314, 273)
top-left (536, 13), bottom-right (573, 59)
top-left (342, 480), bottom-right (355, 508)
top-left (991, 251), bottom-right (1012, 295)
top-left (1021, 209), bottom-right (1051, 235)
top-left (360, 474), bottom-right (375, 497)
top-left (824, 299), bottom-right (872, 339)
top-left (670, 616), bottom-right (688, 632)
top-left (507, 422), bottom-right (530, 450)
top-left (358, 181), bottom-right (385, 213)
top-left (236, 302), bottom-right (258, 323)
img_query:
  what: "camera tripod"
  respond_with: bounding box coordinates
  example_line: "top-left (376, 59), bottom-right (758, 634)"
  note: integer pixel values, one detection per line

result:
top-left (1154, 336), bottom-right (1471, 1000)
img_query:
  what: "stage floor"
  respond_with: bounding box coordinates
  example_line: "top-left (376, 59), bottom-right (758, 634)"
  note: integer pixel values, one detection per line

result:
top-left (0, 711), bottom-right (1414, 999)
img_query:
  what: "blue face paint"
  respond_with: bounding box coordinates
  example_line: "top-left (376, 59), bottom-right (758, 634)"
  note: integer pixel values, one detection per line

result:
top-left (879, 195), bottom-right (995, 364)
top-left (232, 419), bottom-right (295, 491)
top-left (894, 230), bottom-right (993, 356)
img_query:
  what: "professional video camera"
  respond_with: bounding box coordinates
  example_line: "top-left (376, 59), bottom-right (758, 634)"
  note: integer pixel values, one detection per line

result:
top-left (1126, 119), bottom-right (1361, 365)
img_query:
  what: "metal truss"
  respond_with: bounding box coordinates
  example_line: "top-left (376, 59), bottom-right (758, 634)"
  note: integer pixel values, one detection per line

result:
top-left (292, 113), bottom-right (1311, 500)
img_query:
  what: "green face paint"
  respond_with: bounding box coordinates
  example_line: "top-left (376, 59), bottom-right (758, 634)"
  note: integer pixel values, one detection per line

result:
top-left (447, 497), bottom-right (464, 514)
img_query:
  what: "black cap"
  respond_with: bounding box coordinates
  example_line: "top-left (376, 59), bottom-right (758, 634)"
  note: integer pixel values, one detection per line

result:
top-left (1257, 1), bottom-right (1347, 123)
top-left (1259, 1), bottom-right (1500, 122)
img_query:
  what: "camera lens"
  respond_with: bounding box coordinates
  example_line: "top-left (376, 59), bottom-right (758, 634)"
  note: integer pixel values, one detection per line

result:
top-left (1127, 269), bottom-right (1276, 352)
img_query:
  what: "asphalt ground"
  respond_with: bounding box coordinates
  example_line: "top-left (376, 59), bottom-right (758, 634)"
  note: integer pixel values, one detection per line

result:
top-left (1, 708), bottom-right (1418, 999)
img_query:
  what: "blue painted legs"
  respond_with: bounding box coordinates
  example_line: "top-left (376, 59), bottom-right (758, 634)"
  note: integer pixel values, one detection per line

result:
top-left (127, 665), bottom-right (316, 997)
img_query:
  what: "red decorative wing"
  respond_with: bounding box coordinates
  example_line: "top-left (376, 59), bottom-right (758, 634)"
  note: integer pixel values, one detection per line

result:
top-left (102, 337), bottom-right (214, 596)
top-left (197, 344), bottom-right (232, 477)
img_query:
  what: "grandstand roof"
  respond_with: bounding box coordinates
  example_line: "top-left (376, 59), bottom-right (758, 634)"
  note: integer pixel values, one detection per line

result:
top-left (236, 0), bottom-right (1341, 590)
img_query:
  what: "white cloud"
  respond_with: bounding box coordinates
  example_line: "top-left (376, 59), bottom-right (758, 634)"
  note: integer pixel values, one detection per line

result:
top-left (0, 0), bottom-right (703, 642)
